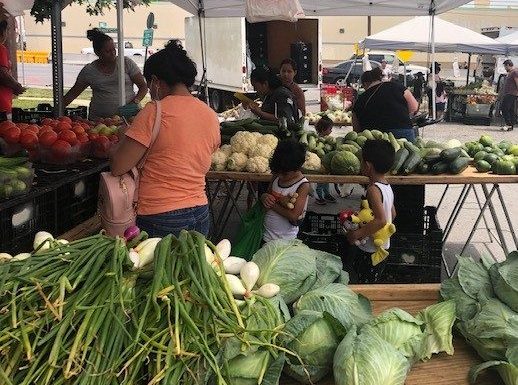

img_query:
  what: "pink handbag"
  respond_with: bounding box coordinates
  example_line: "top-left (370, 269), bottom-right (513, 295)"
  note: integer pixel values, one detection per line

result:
top-left (97, 101), bottom-right (162, 237)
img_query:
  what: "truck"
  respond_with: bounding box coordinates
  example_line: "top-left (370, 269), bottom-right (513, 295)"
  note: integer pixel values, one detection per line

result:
top-left (184, 17), bottom-right (322, 112)
top-left (81, 41), bottom-right (154, 57)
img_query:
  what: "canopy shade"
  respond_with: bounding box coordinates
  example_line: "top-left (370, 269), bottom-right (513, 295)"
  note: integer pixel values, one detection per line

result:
top-left (361, 16), bottom-right (506, 54)
top-left (497, 31), bottom-right (518, 54)
top-left (169, 0), bottom-right (471, 17)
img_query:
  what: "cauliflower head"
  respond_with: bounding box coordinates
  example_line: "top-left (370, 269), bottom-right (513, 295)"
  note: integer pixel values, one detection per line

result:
top-left (251, 132), bottom-right (263, 139)
top-left (226, 152), bottom-right (248, 171)
top-left (219, 144), bottom-right (232, 157)
top-left (230, 131), bottom-right (257, 155)
top-left (249, 143), bottom-right (274, 159)
top-left (246, 156), bottom-right (270, 173)
top-left (303, 151), bottom-right (322, 172)
top-left (256, 134), bottom-right (278, 150)
top-left (211, 149), bottom-right (229, 171)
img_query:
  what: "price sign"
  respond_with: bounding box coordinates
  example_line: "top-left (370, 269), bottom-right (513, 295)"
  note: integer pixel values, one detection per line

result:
top-left (142, 29), bottom-right (154, 47)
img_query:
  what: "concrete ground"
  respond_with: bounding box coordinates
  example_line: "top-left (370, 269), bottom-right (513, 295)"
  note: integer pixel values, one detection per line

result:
top-left (212, 121), bottom-right (518, 278)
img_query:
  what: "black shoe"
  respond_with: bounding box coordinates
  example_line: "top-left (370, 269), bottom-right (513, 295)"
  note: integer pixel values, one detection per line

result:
top-left (509, 126), bottom-right (514, 131)
top-left (315, 198), bottom-right (327, 205)
top-left (324, 194), bottom-right (337, 203)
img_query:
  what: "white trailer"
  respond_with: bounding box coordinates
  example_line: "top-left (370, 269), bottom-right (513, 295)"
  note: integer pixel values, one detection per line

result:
top-left (185, 16), bottom-right (322, 112)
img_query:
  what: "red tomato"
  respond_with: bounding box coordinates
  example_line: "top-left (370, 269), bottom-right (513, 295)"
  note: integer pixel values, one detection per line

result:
top-left (72, 125), bottom-right (86, 135)
top-left (19, 131), bottom-right (39, 150)
top-left (88, 132), bottom-right (100, 141)
top-left (0, 120), bottom-right (14, 135)
top-left (39, 130), bottom-right (58, 147)
top-left (108, 134), bottom-right (119, 143)
top-left (57, 121), bottom-right (72, 131)
top-left (41, 118), bottom-right (54, 126)
top-left (26, 124), bottom-right (40, 135)
top-left (58, 130), bottom-right (78, 146)
top-left (16, 123), bottom-right (29, 130)
top-left (77, 133), bottom-right (89, 144)
top-left (38, 127), bottom-right (54, 137)
top-left (59, 116), bottom-right (72, 124)
top-left (4, 126), bottom-right (21, 143)
top-left (51, 139), bottom-right (72, 159)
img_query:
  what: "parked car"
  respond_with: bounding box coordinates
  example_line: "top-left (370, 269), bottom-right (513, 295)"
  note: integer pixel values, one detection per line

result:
top-left (81, 40), bottom-right (154, 57)
top-left (351, 50), bottom-right (429, 77)
top-left (322, 59), bottom-right (381, 85)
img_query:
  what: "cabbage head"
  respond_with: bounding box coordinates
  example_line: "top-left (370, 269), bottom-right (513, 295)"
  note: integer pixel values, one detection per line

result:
top-left (489, 251), bottom-right (518, 312)
top-left (333, 325), bottom-right (411, 385)
top-left (252, 239), bottom-right (318, 304)
top-left (281, 310), bottom-right (346, 384)
top-left (294, 283), bottom-right (372, 330)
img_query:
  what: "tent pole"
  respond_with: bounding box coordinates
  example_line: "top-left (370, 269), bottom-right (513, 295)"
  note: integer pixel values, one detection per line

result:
top-left (466, 53), bottom-right (471, 86)
top-left (404, 62), bottom-right (407, 87)
top-left (431, 13), bottom-right (436, 120)
top-left (116, 0), bottom-right (125, 107)
top-left (50, 0), bottom-right (64, 117)
top-left (198, 1), bottom-right (209, 106)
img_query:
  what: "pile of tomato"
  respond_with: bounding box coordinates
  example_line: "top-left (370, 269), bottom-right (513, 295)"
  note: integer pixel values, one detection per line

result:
top-left (0, 117), bottom-right (119, 164)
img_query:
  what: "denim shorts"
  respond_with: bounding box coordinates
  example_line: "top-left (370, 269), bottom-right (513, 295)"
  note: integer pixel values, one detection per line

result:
top-left (137, 204), bottom-right (210, 238)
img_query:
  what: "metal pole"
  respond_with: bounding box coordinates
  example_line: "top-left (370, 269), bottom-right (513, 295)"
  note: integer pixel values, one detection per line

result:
top-left (116, 0), bottom-right (125, 106)
top-left (50, 0), bottom-right (64, 117)
top-left (367, 16), bottom-right (371, 35)
top-left (431, 14), bottom-right (436, 120)
top-left (404, 62), bottom-right (407, 87)
top-left (17, 16), bottom-right (26, 86)
top-left (466, 53), bottom-right (471, 86)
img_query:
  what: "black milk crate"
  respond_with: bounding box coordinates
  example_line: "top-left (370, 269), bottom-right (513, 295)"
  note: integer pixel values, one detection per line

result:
top-left (55, 173), bottom-right (100, 234)
top-left (380, 263), bottom-right (441, 284)
top-left (298, 211), bottom-right (345, 255)
top-left (12, 104), bottom-right (87, 124)
top-left (0, 194), bottom-right (56, 255)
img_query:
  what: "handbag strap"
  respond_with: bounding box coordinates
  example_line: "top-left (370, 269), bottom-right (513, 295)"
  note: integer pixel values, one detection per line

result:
top-left (136, 100), bottom-right (162, 171)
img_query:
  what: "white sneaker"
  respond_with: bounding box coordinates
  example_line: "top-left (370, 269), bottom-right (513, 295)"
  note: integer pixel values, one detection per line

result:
top-left (501, 125), bottom-right (511, 131)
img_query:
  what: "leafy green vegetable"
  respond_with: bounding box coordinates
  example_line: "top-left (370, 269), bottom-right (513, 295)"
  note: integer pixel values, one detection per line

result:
top-left (333, 325), bottom-right (411, 385)
top-left (311, 251), bottom-right (343, 290)
top-left (415, 301), bottom-right (456, 360)
top-left (282, 310), bottom-right (346, 384)
top-left (489, 251), bottom-right (518, 312)
top-left (252, 239), bottom-right (318, 304)
top-left (293, 283), bottom-right (372, 330)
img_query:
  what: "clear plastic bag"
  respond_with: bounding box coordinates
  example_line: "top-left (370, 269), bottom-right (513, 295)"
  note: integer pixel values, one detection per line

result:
top-left (245, 0), bottom-right (304, 23)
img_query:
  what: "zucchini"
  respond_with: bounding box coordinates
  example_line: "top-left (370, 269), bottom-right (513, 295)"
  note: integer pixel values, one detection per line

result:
top-left (417, 162), bottom-right (429, 174)
top-left (361, 129), bottom-right (375, 140)
top-left (440, 147), bottom-right (462, 162)
top-left (431, 161), bottom-right (450, 175)
top-left (220, 118), bottom-right (256, 128)
top-left (402, 152), bottom-right (422, 175)
top-left (344, 131), bottom-right (358, 141)
top-left (308, 136), bottom-right (317, 151)
top-left (423, 153), bottom-right (442, 165)
top-left (315, 148), bottom-right (326, 158)
top-left (414, 137), bottom-right (426, 149)
top-left (403, 141), bottom-right (421, 155)
top-left (371, 129), bottom-right (383, 139)
top-left (344, 140), bottom-right (361, 150)
top-left (388, 132), bottom-right (400, 152)
top-left (299, 132), bottom-right (309, 147)
top-left (391, 148), bottom-right (410, 175)
top-left (449, 157), bottom-right (470, 175)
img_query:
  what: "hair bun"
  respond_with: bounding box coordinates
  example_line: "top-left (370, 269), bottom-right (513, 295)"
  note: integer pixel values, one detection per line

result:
top-left (86, 28), bottom-right (102, 41)
top-left (164, 40), bottom-right (186, 56)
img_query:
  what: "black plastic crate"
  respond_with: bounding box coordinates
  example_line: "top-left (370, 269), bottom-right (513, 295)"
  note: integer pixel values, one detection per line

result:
top-left (12, 104), bottom-right (87, 124)
top-left (393, 185), bottom-right (425, 233)
top-left (0, 194), bottom-right (56, 255)
top-left (379, 263), bottom-right (441, 284)
top-left (298, 211), bottom-right (344, 254)
top-left (55, 173), bottom-right (100, 234)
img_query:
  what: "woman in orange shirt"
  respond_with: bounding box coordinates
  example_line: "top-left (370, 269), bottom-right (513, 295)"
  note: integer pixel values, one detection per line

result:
top-left (111, 40), bottom-right (220, 237)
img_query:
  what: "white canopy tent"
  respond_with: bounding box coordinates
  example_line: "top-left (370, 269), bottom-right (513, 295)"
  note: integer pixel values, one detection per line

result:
top-left (361, 16), bottom-right (506, 54)
top-left (497, 31), bottom-right (518, 54)
top-left (169, 0), bottom-right (471, 17)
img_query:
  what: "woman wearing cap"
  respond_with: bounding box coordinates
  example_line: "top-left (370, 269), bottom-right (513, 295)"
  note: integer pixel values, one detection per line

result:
top-left (64, 29), bottom-right (148, 121)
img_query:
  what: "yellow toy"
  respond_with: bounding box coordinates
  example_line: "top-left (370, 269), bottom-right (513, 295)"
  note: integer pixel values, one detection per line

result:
top-left (351, 198), bottom-right (396, 266)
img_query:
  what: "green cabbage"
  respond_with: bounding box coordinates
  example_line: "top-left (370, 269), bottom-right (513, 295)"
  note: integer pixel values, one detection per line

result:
top-left (293, 283), bottom-right (372, 330)
top-left (252, 239), bottom-right (342, 304)
top-left (489, 251), bottom-right (518, 312)
top-left (333, 325), bottom-right (411, 385)
top-left (282, 310), bottom-right (346, 384)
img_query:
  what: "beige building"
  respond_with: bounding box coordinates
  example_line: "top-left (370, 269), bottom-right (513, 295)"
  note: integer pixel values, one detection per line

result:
top-left (21, 1), bottom-right (518, 65)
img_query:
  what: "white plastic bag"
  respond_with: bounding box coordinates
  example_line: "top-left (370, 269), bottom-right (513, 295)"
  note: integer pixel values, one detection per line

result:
top-left (246, 0), bottom-right (305, 23)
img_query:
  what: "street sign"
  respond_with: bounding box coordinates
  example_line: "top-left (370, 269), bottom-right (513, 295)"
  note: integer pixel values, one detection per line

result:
top-left (396, 50), bottom-right (414, 63)
top-left (99, 21), bottom-right (107, 28)
top-left (142, 29), bottom-right (154, 47)
top-left (99, 27), bottom-right (117, 34)
top-left (146, 12), bottom-right (155, 29)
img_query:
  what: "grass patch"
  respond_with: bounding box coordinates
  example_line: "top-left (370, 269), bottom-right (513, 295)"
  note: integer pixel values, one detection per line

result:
top-left (21, 87), bottom-right (92, 100)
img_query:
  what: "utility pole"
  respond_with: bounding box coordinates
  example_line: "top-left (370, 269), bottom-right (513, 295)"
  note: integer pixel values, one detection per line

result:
top-left (367, 16), bottom-right (371, 36)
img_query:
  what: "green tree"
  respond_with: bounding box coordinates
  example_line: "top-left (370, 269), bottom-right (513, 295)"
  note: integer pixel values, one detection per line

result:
top-left (30, 0), bottom-right (152, 23)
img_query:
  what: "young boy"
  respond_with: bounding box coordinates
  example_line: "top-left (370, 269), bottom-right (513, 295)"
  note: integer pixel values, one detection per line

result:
top-left (314, 116), bottom-right (336, 205)
top-left (345, 139), bottom-right (396, 283)
top-left (261, 140), bottom-right (310, 242)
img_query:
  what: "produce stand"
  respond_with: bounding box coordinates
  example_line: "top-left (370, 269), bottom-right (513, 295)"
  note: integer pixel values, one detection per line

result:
top-left (206, 168), bottom-right (518, 275)
top-left (446, 90), bottom-right (496, 126)
top-left (282, 284), bottom-right (501, 385)
top-left (0, 159), bottom-right (108, 254)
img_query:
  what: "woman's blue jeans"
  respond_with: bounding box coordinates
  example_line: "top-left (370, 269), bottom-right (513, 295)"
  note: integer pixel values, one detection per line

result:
top-left (137, 204), bottom-right (210, 238)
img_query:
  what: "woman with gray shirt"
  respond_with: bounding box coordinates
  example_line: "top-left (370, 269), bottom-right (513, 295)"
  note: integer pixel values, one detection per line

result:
top-left (64, 29), bottom-right (147, 120)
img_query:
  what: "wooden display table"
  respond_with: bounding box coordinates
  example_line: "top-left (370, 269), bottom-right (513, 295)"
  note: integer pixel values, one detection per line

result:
top-left (206, 168), bottom-right (518, 275)
top-left (282, 284), bottom-right (501, 385)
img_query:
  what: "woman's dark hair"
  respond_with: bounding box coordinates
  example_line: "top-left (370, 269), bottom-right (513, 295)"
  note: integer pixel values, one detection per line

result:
top-left (362, 139), bottom-right (395, 174)
top-left (316, 116), bottom-right (333, 133)
top-left (143, 40), bottom-right (197, 87)
top-left (250, 67), bottom-right (282, 90)
top-left (269, 139), bottom-right (306, 174)
top-left (86, 28), bottom-right (112, 55)
top-left (361, 67), bottom-right (383, 85)
top-left (280, 58), bottom-right (298, 71)
top-left (430, 62), bottom-right (441, 74)
top-left (0, 20), bottom-right (8, 34)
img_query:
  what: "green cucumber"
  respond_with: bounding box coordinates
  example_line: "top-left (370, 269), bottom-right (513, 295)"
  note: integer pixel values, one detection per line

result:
top-left (403, 141), bottom-right (421, 155)
top-left (431, 161), bottom-right (450, 175)
top-left (424, 153), bottom-right (442, 165)
top-left (391, 148), bottom-right (410, 175)
top-left (402, 152), bottom-right (422, 175)
top-left (308, 136), bottom-right (317, 151)
top-left (388, 132), bottom-right (400, 152)
top-left (449, 157), bottom-right (470, 175)
top-left (440, 147), bottom-right (462, 162)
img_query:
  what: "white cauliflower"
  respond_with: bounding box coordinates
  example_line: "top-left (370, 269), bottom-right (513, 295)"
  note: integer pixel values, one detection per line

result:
top-left (246, 156), bottom-right (270, 173)
top-left (249, 143), bottom-right (274, 159)
top-left (256, 134), bottom-right (278, 150)
top-left (226, 152), bottom-right (248, 171)
top-left (251, 132), bottom-right (263, 139)
top-left (211, 149), bottom-right (229, 171)
top-left (230, 131), bottom-right (257, 155)
top-left (219, 144), bottom-right (232, 156)
top-left (303, 151), bottom-right (322, 172)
